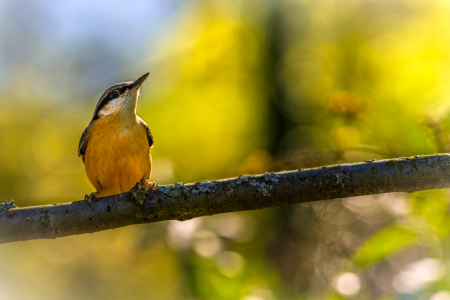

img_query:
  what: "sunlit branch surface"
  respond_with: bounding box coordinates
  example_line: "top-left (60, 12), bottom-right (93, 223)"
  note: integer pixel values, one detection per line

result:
top-left (2, 154), bottom-right (450, 245)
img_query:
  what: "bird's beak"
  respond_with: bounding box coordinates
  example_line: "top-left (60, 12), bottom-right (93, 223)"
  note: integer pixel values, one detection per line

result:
top-left (130, 72), bottom-right (150, 93)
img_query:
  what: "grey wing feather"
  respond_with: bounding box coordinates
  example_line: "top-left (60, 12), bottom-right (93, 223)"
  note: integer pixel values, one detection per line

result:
top-left (138, 117), bottom-right (154, 148)
top-left (78, 122), bottom-right (93, 163)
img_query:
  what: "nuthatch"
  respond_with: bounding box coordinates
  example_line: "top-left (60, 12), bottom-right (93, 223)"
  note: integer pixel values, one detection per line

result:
top-left (78, 73), bottom-right (154, 206)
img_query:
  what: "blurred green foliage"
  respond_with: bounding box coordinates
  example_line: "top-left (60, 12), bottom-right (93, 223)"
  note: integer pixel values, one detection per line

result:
top-left (4, 0), bottom-right (450, 299)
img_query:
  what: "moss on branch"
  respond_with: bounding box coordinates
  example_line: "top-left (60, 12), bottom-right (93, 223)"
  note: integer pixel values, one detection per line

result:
top-left (2, 154), bottom-right (450, 244)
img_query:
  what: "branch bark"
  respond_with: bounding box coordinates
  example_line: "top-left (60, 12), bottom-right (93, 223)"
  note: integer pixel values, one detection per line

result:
top-left (2, 154), bottom-right (450, 244)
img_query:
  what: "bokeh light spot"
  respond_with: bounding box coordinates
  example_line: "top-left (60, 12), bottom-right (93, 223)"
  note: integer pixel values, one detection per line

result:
top-left (332, 272), bottom-right (361, 296)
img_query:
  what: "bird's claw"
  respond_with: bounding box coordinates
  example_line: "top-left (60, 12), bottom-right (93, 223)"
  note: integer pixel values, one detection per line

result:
top-left (144, 180), bottom-right (157, 197)
top-left (85, 192), bottom-right (97, 212)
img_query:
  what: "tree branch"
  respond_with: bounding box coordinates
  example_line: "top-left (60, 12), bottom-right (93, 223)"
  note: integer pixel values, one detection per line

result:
top-left (2, 154), bottom-right (450, 244)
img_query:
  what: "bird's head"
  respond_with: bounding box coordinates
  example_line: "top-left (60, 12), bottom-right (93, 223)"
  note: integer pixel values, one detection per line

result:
top-left (92, 72), bottom-right (149, 121)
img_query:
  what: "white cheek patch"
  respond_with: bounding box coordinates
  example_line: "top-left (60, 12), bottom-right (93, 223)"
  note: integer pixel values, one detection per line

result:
top-left (98, 94), bottom-right (135, 117)
top-left (98, 98), bottom-right (122, 116)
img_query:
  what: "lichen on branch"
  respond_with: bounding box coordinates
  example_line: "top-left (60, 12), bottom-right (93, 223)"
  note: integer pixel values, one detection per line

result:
top-left (2, 154), bottom-right (450, 244)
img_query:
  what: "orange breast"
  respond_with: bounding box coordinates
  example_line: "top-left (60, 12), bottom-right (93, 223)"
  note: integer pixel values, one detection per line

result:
top-left (84, 116), bottom-right (151, 197)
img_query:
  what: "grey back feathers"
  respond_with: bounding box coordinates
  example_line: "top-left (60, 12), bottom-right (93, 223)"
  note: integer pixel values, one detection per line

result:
top-left (78, 124), bottom-right (90, 161)
top-left (138, 117), bottom-right (154, 148)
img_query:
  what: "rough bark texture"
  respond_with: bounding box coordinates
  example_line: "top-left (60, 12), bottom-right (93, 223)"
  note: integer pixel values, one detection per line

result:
top-left (2, 154), bottom-right (450, 244)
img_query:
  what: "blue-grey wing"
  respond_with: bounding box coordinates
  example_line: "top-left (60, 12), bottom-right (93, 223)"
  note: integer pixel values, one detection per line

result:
top-left (138, 117), bottom-right (154, 148)
top-left (78, 122), bottom-right (93, 163)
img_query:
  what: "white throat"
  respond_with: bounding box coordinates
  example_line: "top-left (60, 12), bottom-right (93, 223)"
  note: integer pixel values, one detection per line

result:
top-left (98, 91), bottom-right (138, 118)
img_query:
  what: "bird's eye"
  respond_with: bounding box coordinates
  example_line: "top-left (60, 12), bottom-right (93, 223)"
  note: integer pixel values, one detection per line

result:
top-left (111, 90), bottom-right (119, 98)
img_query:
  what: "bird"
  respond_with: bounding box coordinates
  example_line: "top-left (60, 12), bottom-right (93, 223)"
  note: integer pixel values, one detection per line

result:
top-left (78, 72), bottom-right (154, 207)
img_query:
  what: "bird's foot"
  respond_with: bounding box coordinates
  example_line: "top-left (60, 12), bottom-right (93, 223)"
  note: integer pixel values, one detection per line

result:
top-left (84, 192), bottom-right (97, 212)
top-left (144, 180), bottom-right (157, 197)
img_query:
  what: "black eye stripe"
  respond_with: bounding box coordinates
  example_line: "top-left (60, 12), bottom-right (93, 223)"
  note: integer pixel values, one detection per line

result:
top-left (92, 82), bottom-right (133, 120)
top-left (111, 90), bottom-right (119, 98)
top-left (108, 86), bottom-right (127, 100)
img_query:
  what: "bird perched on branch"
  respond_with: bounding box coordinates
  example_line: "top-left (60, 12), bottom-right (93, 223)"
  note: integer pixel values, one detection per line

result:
top-left (78, 72), bottom-right (155, 207)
